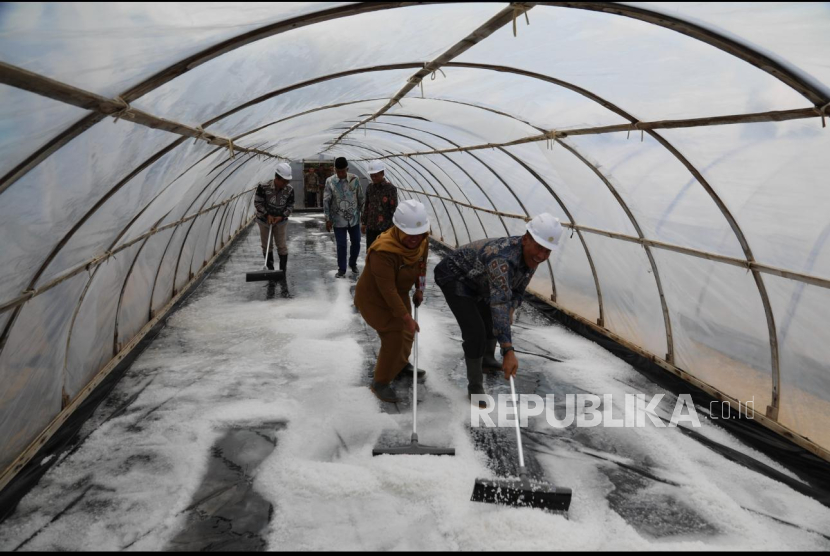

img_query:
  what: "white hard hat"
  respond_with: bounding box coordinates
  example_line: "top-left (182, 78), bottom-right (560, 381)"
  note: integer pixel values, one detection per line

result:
top-left (526, 213), bottom-right (563, 250)
top-left (393, 199), bottom-right (430, 235)
top-left (367, 160), bottom-right (385, 175)
top-left (275, 162), bottom-right (292, 180)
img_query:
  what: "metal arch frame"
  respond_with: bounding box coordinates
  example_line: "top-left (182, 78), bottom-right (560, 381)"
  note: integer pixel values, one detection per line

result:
top-left (108, 145), bottom-right (237, 351)
top-left (340, 125), bottom-right (513, 237)
top-left (328, 62), bottom-right (780, 411)
top-left (366, 98), bottom-right (670, 348)
top-left (184, 169), bottom-right (255, 279)
top-left (325, 3), bottom-right (536, 152)
top-left (112, 187), bottom-right (256, 356)
top-left (359, 144), bottom-right (451, 243)
top-left (0, 61), bottom-right (785, 413)
top-left (148, 153), bottom-right (258, 319)
top-left (334, 142), bottom-right (449, 242)
top-left (112, 212), bottom-right (171, 355)
top-left (0, 53), bottom-right (813, 344)
top-left (350, 139), bottom-right (470, 245)
top-left (170, 153), bottom-right (262, 300)
top-left (2, 0), bottom-right (825, 459)
top-left (213, 189), bottom-right (251, 254)
top-left (377, 148), bottom-right (458, 244)
top-left (353, 121), bottom-right (606, 326)
top-left (62, 151), bottom-right (252, 388)
top-left (0, 136), bottom-right (182, 353)
top-left (0, 1), bottom-right (828, 485)
top-left (6, 0), bottom-right (826, 195)
top-left (0, 2), bottom-right (439, 194)
top-left (387, 149), bottom-right (472, 245)
top-left (351, 120), bottom-right (561, 305)
top-left (553, 141), bottom-right (674, 362)
top-left (342, 139), bottom-right (488, 241)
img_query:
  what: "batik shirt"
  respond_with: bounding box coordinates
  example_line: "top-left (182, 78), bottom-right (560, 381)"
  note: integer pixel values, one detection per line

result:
top-left (304, 172), bottom-right (319, 192)
top-left (323, 173), bottom-right (364, 227)
top-left (254, 181), bottom-right (294, 224)
top-left (434, 236), bottom-right (534, 345)
top-left (361, 179), bottom-right (398, 232)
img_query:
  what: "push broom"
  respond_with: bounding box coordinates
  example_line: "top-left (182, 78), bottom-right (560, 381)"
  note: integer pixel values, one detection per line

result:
top-left (246, 224), bottom-right (284, 282)
top-left (372, 306), bottom-right (455, 457)
top-left (471, 373), bottom-right (572, 513)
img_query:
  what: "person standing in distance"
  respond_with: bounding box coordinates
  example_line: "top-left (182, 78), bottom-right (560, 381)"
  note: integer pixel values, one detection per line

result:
top-left (361, 160), bottom-right (398, 249)
top-left (323, 157), bottom-right (364, 278)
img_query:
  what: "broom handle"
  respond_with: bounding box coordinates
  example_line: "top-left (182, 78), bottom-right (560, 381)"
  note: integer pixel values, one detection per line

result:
top-left (263, 224), bottom-right (273, 269)
top-left (509, 375), bottom-right (526, 468)
top-left (412, 305), bottom-right (419, 437)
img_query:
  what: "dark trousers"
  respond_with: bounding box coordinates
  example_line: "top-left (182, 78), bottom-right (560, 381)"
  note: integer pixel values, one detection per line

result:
top-left (334, 224), bottom-right (361, 272)
top-left (305, 191), bottom-right (317, 207)
top-left (440, 286), bottom-right (496, 359)
top-left (365, 228), bottom-right (384, 249)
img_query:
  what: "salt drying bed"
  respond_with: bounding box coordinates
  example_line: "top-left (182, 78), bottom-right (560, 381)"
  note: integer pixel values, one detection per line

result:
top-left (2, 216), bottom-right (828, 551)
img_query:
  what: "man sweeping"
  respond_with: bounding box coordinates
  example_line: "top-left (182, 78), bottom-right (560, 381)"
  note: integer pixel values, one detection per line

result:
top-left (434, 213), bottom-right (563, 406)
top-left (254, 162), bottom-right (294, 273)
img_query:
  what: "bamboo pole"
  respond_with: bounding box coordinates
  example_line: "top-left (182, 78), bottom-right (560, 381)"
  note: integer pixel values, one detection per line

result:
top-left (0, 188), bottom-right (255, 315)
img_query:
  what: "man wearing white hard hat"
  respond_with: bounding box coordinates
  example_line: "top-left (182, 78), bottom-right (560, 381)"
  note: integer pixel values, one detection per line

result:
top-left (361, 160), bottom-right (398, 249)
top-left (253, 162), bottom-right (295, 272)
top-left (354, 200), bottom-right (431, 402)
top-left (434, 213), bottom-right (563, 406)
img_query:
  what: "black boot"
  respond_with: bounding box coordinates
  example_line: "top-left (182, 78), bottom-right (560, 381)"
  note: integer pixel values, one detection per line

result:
top-left (279, 254), bottom-right (288, 272)
top-left (371, 381), bottom-right (400, 403)
top-left (482, 338), bottom-right (501, 373)
top-left (395, 362), bottom-right (426, 380)
top-left (466, 357), bottom-right (488, 408)
top-left (266, 251), bottom-right (274, 271)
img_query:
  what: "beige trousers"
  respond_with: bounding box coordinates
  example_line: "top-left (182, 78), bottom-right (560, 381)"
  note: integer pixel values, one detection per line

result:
top-left (258, 221), bottom-right (288, 256)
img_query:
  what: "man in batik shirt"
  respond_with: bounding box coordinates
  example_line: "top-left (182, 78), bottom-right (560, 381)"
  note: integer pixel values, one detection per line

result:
top-left (323, 157), bottom-right (365, 277)
top-left (361, 161), bottom-right (398, 248)
top-left (434, 213), bottom-right (563, 405)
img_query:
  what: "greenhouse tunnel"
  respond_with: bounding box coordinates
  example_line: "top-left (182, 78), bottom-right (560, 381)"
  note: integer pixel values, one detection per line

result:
top-left (1, 1), bottom-right (830, 550)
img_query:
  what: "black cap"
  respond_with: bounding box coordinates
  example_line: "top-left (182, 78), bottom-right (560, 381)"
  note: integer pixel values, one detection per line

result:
top-left (334, 157), bottom-right (348, 169)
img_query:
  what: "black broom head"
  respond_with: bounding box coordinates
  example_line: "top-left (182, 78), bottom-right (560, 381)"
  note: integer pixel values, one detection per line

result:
top-left (471, 475), bottom-right (571, 513)
top-left (246, 269), bottom-right (284, 282)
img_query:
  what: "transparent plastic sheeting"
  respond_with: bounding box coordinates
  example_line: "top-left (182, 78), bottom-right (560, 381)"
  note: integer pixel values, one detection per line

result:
top-left (1, 2), bottom-right (830, 476)
top-left (634, 2), bottom-right (830, 94)
top-left (455, 5), bottom-right (812, 119)
top-left (660, 120), bottom-right (830, 276)
top-left (0, 3), bottom-right (353, 98)
top-left (0, 120), bottom-right (180, 301)
top-left (206, 70), bottom-right (416, 139)
top-left (402, 66), bottom-right (631, 131)
top-left (134, 4), bottom-right (506, 127)
top-left (767, 275), bottom-right (830, 450)
top-left (0, 85), bottom-right (88, 179)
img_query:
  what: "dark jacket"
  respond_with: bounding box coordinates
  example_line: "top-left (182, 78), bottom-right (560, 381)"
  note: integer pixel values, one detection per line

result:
top-left (434, 236), bottom-right (533, 345)
top-left (254, 180), bottom-right (294, 224)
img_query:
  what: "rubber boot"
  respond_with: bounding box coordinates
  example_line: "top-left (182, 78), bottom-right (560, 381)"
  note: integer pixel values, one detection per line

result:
top-left (371, 381), bottom-right (400, 403)
top-left (466, 357), bottom-right (487, 408)
top-left (482, 338), bottom-right (501, 373)
top-left (266, 251), bottom-right (274, 271)
top-left (279, 254), bottom-right (288, 272)
top-left (395, 362), bottom-right (426, 380)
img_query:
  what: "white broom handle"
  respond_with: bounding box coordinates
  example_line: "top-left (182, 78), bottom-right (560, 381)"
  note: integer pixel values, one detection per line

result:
top-left (263, 224), bottom-right (273, 269)
top-left (412, 304), bottom-right (418, 436)
top-left (509, 375), bottom-right (525, 468)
